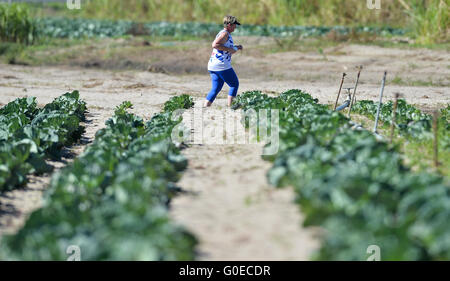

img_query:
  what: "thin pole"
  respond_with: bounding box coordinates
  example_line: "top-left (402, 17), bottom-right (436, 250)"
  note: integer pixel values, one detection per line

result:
top-left (334, 72), bottom-right (346, 110)
top-left (390, 93), bottom-right (399, 143)
top-left (433, 111), bottom-right (439, 169)
top-left (373, 71), bottom-right (387, 133)
top-left (347, 66), bottom-right (363, 118)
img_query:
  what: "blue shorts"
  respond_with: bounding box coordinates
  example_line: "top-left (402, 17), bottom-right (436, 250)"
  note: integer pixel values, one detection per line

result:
top-left (206, 68), bottom-right (239, 102)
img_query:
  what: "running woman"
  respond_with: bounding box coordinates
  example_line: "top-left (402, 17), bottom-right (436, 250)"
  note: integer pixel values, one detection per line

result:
top-left (204, 15), bottom-right (243, 107)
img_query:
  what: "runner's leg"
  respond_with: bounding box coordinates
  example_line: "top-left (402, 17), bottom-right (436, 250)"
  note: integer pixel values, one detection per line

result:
top-left (219, 68), bottom-right (239, 107)
top-left (205, 71), bottom-right (225, 106)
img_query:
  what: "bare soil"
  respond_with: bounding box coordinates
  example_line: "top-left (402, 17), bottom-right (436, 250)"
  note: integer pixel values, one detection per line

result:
top-left (170, 101), bottom-right (320, 260)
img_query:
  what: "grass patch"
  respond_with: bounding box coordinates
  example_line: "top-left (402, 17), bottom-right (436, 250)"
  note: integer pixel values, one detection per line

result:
top-left (390, 76), bottom-right (448, 87)
top-left (262, 37), bottom-right (339, 54)
top-left (263, 35), bottom-right (450, 55)
top-left (351, 113), bottom-right (448, 177)
top-left (396, 136), bottom-right (449, 177)
top-left (408, 63), bottom-right (419, 70)
top-left (0, 35), bottom-right (204, 66)
top-left (364, 39), bottom-right (450, 50)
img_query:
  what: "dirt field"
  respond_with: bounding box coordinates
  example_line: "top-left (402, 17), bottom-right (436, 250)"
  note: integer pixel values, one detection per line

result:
top-left (0, 41), bottom-right (448, 260)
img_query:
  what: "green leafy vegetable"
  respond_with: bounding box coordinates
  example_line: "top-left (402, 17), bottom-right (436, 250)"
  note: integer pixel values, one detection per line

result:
top-left (0, 96), bottom-right (197, 261)
top-left (0, 91), bottom-right (86, 192)
top-left (234, 89), bottom-right (450, 260)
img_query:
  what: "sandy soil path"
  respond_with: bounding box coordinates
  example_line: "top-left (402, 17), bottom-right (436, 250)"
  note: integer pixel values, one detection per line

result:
top-left (170, 99), bottom-right (319, 260)
top-left (1, 63), bottom-right (448, 112)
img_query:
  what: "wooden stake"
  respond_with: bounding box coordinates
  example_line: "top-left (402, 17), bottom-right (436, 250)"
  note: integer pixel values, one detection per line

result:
top-left (433, 111), bottom-right (439, 168)
top-left (347, 65), bottom-right (363, 118)
top-left (390, 93), bottom-right (399, 144)
top-left (334, 73), bottom-right (346, 110)
top-left (373, 71), bottom-right (387, 133)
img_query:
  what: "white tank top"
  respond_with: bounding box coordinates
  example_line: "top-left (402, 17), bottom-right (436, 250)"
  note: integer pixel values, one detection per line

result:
top-left (208, 30), bottom-right (236, 71)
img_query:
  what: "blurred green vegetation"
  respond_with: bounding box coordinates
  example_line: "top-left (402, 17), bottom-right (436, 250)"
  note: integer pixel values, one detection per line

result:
top-left (72, 0), bottom-right (421, 27)
top-left (406, 0), bottom-right (449, 44)
top-left (0, 3), bottom-right (37, 44)
top-left (0, 1), bottom-right (448, 47)
top-left (2, 0), bottom-right (448, 45)
top-left (30, 0), bottom-right (448, 44)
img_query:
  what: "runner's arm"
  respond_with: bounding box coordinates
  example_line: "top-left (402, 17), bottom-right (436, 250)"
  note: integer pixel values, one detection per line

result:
top-left (212, 32), bottom-right (237, 54)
